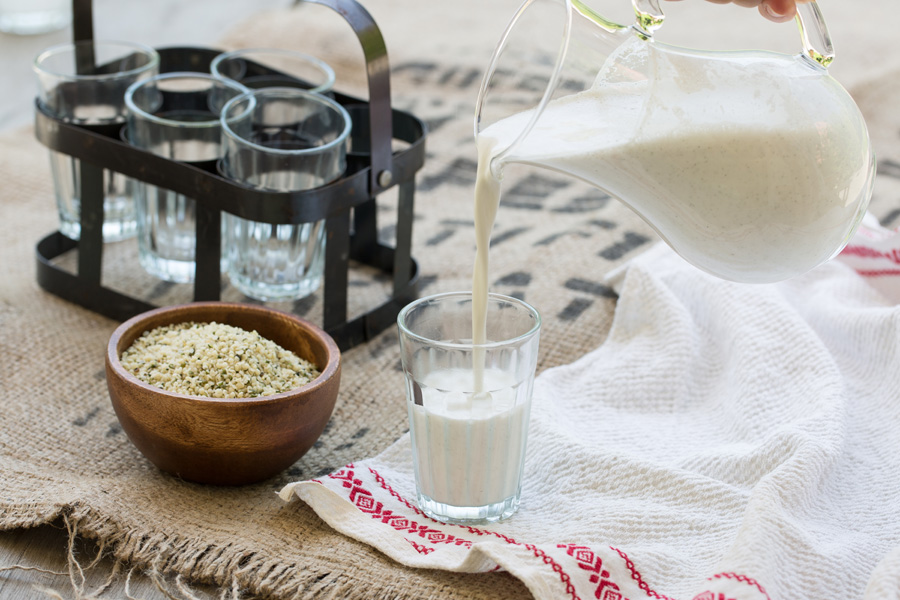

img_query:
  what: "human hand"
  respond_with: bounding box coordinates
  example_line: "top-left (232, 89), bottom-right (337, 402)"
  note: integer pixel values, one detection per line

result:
top-left (662, 0), bottom-right (812, 23)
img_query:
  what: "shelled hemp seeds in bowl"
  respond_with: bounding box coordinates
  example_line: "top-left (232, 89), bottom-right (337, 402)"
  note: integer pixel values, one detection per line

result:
top-left (120, 322), bottom-right (320, 399)
top-left (106, 302), bottom-right (341, 485)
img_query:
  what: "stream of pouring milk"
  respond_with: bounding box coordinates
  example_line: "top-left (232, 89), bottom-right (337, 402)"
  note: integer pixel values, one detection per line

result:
top-left (471, 134), bottom-right (502, 393)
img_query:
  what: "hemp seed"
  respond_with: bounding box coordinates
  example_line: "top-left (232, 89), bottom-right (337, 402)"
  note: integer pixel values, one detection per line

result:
top-left (120, 321), bottom-right (320, 398)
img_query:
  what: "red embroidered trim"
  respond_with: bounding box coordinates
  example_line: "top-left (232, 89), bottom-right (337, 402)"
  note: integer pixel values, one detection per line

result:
top-left (529, 544), bottom-right (580, 600)
top-left (559, 544), bottom-right (631, 600)
top-left (364, 467), bottom-right (580, 600)
top-left (854, 268), bottom-right (900, 277)
top-left (367, 467), bottom-right (521, 545)
top-left (316, 465), bottom-right (768, 600)
top-left (691, 593), bottom-right (735, 600)
top-left (611, 547), bottom-right (677, 600)
top-left (326, 467), bottom-right (473, 549)
top-left (407, 539), bottom-right (435, 555)
top-left (842, 245), bottom-right (883, 259)
top-left (707, 573), bottom-right (770, 600)
top-left (841, 245), bottom-right (900, 264)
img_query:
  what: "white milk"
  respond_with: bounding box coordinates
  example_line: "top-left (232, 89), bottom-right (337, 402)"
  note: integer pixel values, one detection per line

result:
top-left (471, 134), bottom-right (502, 393)
top-left (409, 367), bottom-right (530, 508)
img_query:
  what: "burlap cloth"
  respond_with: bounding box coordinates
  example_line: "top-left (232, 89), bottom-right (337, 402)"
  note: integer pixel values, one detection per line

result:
top-left (2, 1), bottom-right (899, 598)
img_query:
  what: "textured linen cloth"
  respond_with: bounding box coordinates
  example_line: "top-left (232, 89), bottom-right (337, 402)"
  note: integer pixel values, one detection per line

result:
top-left (281, 228), bottom-right (900, 600)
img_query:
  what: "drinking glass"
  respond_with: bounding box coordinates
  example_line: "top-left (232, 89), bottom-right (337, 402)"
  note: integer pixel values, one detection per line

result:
top-left (397, 292), bottom-right (541, 524)
top-left (33, 40), bottom-right (160, 242)
top-left (125, 73), bottom-right (248, 282)
top-left (220, 88), bottom-right (351, 301)
top-left (211, 48), bottom-right (335, 93)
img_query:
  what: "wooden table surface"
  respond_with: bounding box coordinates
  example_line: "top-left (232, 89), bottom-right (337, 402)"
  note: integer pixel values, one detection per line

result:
top-left (0, 524), bottom-right (236, 599)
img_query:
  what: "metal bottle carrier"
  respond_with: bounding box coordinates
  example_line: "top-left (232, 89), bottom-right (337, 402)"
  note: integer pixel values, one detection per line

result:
top-left (34, 0), bottom-right (425, 350)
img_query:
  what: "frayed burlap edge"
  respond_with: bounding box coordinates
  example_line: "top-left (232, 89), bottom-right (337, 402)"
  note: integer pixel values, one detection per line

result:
top-left (2, 501), bottom-right (432, 600)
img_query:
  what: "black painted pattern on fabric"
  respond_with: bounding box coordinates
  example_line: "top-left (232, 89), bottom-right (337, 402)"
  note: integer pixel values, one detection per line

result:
top-left (419, 157), bottom-right (477, 192)
top-left (292, 294), bottom-right (317, 317)
top-left (553, 194), bottom-right (611, 214)
top-left (558, 297), bottom-right (594, 322)
top-left (534, 230), bottom-right (592, 247)
top-left (490, 226), bottom-right (530, 247)
top-left (503, 174), bottom-right (571, 210)
top-left (73, 406), bottom-right (101, 427)
top-left (564, 278), bottom-right (618, 299)
top-left (495, 271), bottom-right (531, 287)
top-left (146, 280), bottom-right (176, 302)
top-left (599, 232), bottom-right (651, 261)
top-left (883, 208), bottom-right (900, 228)
top-left (878, 159), bottom-right (900, 179)
top-left (589, 219), bottom-right (617, 230)
top-left (426, 229), bottom-right (455, 247)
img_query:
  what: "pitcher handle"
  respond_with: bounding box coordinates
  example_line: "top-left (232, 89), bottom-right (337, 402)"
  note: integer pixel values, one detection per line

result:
top-left (631, 0), bottom-right (664, 36)
top-left (796, 1), bottom-right (834, 67)
top-left (631, 0), bottom-right (834, 68)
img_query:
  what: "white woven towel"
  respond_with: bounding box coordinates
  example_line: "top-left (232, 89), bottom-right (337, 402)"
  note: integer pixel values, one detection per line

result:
top-left (281, 216), bottom-right (900, 600)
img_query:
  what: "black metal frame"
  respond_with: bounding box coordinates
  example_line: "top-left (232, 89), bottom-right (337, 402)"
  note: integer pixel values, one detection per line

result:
top-left (34, 0), bottom-right (425, 350)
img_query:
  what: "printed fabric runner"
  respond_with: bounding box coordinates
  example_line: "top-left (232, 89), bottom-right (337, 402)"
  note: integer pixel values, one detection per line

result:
top-left (281, 215), bottom-right (900, 600)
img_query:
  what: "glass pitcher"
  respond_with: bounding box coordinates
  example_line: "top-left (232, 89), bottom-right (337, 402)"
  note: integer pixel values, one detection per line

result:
top-left (475, 0), bottom-right (874, 283)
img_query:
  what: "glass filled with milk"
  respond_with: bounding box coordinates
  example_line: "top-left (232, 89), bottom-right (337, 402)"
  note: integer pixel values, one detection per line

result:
top-left (397, 292), bottom-right (541, 524)
top-left (474, 0), bottom-right (874, 283)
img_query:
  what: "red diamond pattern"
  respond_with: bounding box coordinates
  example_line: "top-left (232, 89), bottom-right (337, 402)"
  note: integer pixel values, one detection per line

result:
top-left (559, 544), bottom-right (629, 600)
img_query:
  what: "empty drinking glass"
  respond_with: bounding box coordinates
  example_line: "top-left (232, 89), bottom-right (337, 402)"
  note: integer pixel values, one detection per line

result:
top-left (211, 48), bottom-right (335, 93)
top-left (125, 72), bottom-right (248, 282)
top-left (220, 88), bottom-right (351, 301)
top-left (34, 40), bottom-right (159, 242)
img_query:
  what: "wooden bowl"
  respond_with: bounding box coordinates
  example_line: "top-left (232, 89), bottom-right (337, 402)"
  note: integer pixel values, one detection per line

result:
top-left (106, 302), bottom-right (341, 485)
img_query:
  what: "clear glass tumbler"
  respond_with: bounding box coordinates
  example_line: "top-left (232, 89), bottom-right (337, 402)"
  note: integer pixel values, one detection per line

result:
top-left (125, 73), bottom-right (248, 282)
top-left (397, 292), bottom-right (541, 524)
top-left (33, 40), bottom-right (160, 242)
top-left (220, 88), bottom-right (351, 301)
top-left (211, 48), bottom-right (335, 93)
